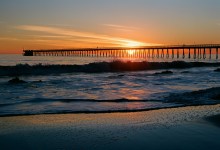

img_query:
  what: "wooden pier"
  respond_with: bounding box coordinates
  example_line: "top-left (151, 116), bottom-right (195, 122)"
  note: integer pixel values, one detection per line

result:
top-left (23, 44), bottom-right (220, 60)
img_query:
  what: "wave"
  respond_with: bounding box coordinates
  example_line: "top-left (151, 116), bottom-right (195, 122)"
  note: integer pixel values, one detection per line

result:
top-left (30, 98), bottom-right (157, 103)
top-left (0, 105), bottom-right (182, 117)
top-left (1, 61), bottom-right (220, 76)
top-left (0, 98), bottom-right (160, 108)
top-left (165, 87), bottom-right (220, 105)
top-left (0, 87), bottom-right (220, 117)
top-left (4, 87), bottom-right (219, 106)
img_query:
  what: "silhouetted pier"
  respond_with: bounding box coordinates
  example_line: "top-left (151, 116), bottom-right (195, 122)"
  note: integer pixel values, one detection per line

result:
top-left (23, 44), bottom-right (220, 60)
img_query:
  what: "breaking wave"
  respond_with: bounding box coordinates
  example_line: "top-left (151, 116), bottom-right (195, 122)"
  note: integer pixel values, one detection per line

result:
top-left (165, 87), bottom-right (220, 105)
top-left (0, 87), bottom-right (220, 116)
top-left (1, 61), bottom-right (220, 76)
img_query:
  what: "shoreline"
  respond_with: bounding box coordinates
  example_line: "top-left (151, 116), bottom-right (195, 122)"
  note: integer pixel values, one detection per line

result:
top-left (0, 103), bottom-right (219, 117)
top-left (0, 104), bottom-right (220, 150)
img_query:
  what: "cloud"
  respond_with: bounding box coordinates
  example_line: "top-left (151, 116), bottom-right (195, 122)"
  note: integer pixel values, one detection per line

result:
top-left (103, 24), bottom-right (139, 32)
top-left (27, 35), bottom-right (69, 39)
top-left (16, 25), bottom-right (149, 47)
top-left (0, 37), bottom-right (19, 41)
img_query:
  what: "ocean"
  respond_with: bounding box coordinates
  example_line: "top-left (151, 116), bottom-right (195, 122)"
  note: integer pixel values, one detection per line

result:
top-left (0, 54), bottom-right (220, 116)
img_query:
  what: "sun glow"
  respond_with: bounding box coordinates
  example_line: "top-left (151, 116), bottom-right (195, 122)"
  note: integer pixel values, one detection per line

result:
top-left (125, 41), bottom-right (143, 47)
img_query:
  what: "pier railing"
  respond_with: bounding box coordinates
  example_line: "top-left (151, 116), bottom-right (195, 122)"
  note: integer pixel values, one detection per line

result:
top-left (23, 44), bottom-right (220, 60)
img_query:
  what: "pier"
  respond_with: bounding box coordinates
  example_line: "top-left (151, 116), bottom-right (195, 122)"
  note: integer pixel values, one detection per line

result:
top-left (23, 44), bottom-right (220, 60)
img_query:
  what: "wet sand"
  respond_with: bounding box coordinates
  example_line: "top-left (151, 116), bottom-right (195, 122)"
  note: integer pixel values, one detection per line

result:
top-left (205, 114), bottom-right (220, 127)
top-left (0, 104), bottom-right (220, 150)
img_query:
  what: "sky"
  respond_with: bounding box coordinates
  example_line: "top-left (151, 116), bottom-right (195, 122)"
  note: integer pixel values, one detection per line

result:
top-left (0, 0), bottom-right (220, 54)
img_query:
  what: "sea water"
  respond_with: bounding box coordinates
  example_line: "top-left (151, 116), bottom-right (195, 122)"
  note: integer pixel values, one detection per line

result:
top-left (0, 54), bottom-right (220, 116)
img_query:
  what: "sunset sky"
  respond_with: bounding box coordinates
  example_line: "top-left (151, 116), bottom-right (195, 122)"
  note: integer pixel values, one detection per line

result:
top-left (0, 0), bottom-right (220, 54)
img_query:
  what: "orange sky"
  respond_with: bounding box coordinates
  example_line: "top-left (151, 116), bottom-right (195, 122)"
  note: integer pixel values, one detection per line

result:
top-left (0, 0), bottom-right (220, 54)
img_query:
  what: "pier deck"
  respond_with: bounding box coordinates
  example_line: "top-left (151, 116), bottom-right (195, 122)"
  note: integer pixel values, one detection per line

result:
top-left (23, 44), bottom-right (220, 60)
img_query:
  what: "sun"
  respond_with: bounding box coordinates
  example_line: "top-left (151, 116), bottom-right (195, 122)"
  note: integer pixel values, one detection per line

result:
top-left (127, 50), bottom-right (135, 55)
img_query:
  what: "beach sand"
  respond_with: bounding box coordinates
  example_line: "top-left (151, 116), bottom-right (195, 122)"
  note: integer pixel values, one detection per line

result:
top-left (0, 105), bottom-right (220, 150)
